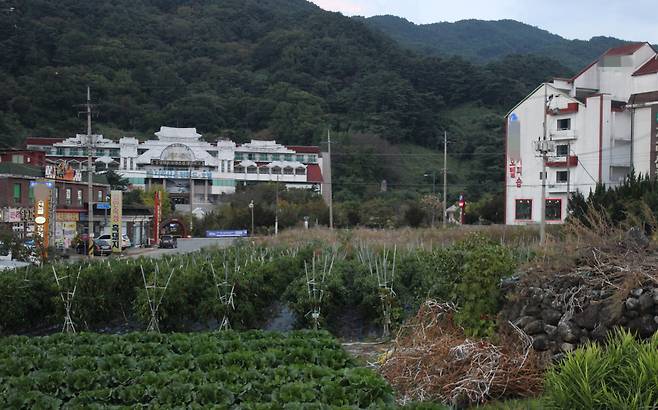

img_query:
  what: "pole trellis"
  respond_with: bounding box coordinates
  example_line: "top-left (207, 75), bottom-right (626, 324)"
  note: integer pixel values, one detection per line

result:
top-left (52, 265), bottom-right (82, 333)
top-left (305, 249), bottom-right (336, 330)
top-left (140, 263), bottom-right (174, 333)
top-left (211, 252), bottom-right (238, 331)
top-left (358, 244), bottom-right (397, 338)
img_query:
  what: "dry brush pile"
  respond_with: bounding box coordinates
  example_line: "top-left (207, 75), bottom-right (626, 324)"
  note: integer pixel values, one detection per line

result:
top-left (380, 300), bottom-right (545, 407)
top-left (502, 211), bottom-right (658, 356)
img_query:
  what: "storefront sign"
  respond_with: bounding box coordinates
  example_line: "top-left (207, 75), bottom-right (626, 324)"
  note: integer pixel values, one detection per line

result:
top-left (45, 161), bottom-right (82, 182)
top-left (146, 169), bottom-right (212, 179)
top-left (33, 184), bottom-right (52, 249)
top-left (56, 212), bottom-right (80, 222)
top-left (110, 190), bottom-right (123, 253)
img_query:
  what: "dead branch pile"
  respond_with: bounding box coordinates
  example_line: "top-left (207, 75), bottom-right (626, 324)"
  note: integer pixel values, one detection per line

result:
top-left (380, 300), bottom-right (544, 407)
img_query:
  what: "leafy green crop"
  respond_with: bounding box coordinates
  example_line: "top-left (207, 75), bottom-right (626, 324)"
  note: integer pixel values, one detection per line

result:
top-left (0, 330), bottom-right (394, 408)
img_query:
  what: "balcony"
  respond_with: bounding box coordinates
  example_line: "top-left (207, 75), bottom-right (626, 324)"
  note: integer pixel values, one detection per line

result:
top-left (546, 156), bottom-right (578, 168)
top-left (549, 129), bottom-right (577, 140)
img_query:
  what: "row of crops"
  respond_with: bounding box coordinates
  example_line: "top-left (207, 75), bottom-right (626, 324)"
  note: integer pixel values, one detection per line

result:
top-left (0, 330), bottom-right (399, 408)
top-left (0, 235), bottom-right (516, 337)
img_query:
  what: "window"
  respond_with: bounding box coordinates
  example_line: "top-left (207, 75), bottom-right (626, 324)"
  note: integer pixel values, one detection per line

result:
top-left (111, 149), bottom-right (120, 157)
top-left (130, 158), bottom-right (134, 170)
top-left (247, 153), bottom-right (255, 161)
top-left (272, 166), bottom-right (282, 175)
top-left (235, 152), bottom-right (244, 160)
top-left (28, 186), bottom-right (34, 202)
top-left (546, 199), bottom-right (562, 221)
top-left (56, 147), bottom-right (65, 156)
top-left (296, 155), bottom-right (305, 162)
top-left (284, 154), bottom-right (293, 161)
top-left (556, 171), bottom-right (568, 183)
top-left (97, 190), bottom-right (103, 202)
top-left (55, 188), bottom-right (59, 203)
top-left (247, 166), bottom-right (257, 174)
top-left (13, 183), bottom-right (21, 204)
top-left (557, 118), bottom-right (571, 131)
top-left (69, 148), bottom-right (79, 156)
top-left (283, 167), bottom-right (294, 175)
top-left (65, 188), bottom-right (72, 206)
top-left (77, 190), bottom-right (83, 206)
top-left (259, 153), bottom-right (268, 161)
top-left (295, 167), bottom-right (305, 175)
top-left (234, 165), bottom-right (245, 173)
top-left (556, 145), bottom-right (569, 156)
top-left (515, 199), bottom-right (532, 220)
top-left (307, 155), bottom-right (317, 163)
top-left (221, 161), bottom-right (225, 173)
top-left (12, 154), bottom-right (24, 164)
top-left (271, 154), bottom-right (280, 161)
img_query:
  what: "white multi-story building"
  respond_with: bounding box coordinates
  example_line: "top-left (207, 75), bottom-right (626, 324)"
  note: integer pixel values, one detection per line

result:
top-left (505, 43), bottom-right (658, 225)
top-left (26, 127), bottom-right (326, 215)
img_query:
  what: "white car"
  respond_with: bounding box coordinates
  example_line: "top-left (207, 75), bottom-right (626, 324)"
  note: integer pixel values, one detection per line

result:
top-left (96, 234), bottom-right (131, 249)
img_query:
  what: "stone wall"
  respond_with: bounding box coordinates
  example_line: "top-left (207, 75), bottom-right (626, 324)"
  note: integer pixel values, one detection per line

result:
top-left (503, 279), bottom-right (658, 356)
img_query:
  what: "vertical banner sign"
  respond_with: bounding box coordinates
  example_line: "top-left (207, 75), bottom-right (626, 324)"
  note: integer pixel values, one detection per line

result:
top-left (153, 190), bottom-right (160, 245)
top-left (110, 190), bottom-right (123, 253)
top-left (33, 182), bottom-right (52, 251)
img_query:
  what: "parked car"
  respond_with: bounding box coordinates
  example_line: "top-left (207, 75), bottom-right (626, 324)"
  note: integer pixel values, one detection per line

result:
top-left (159, 235), bottom-right (177, 249)
top-left (94, 239), bottom-right (113, 256)
top-left (97, 234), bottom-right (131, 249)
top-left (76, 238), bottom-right (114, 255)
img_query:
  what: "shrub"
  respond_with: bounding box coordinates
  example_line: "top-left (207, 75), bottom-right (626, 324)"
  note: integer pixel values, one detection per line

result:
top-left (544, 328), bottom-right (658, 409)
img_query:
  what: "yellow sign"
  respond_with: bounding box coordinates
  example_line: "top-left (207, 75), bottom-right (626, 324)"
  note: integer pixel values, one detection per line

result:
top-left (33, 183), bottom-right (52, 249)
top-left (110, 190), bottom-right (123, 253)
top-left (56, 212), bottom-right (80, 222)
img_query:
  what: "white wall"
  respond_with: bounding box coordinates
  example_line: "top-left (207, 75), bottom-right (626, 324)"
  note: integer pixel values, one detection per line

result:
top-left (632, 107), bottom-right (654, 176)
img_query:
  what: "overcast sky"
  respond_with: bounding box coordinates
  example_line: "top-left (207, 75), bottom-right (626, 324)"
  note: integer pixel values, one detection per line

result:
top-left (310, 0), bottom-right (658, 43)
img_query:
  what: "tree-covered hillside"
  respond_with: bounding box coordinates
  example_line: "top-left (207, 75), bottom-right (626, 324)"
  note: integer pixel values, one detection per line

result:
top-left (359, 15), bottom-right (634, 70)
top-left (0, 0), bottom-right (571, 203)
top-left (0, 0), bottom-right (569, 143)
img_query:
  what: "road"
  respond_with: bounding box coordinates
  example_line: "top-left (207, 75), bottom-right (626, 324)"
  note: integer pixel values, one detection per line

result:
top-left (65, 237), bottom-right (237, 262)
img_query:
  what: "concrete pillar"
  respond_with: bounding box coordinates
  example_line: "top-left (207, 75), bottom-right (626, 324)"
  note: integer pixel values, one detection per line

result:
top-left (190, 179), bottom-right (194, 208)
top-left (204, 179), bottom-right (208, 202)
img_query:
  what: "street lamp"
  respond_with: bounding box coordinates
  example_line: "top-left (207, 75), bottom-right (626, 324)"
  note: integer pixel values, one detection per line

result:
top-left (248, 200), bottom-right (254, 236)
top-left (424, 171), bottom-right (437, 227)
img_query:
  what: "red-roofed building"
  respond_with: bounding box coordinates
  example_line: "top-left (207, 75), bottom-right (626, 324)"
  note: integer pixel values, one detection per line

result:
top-left (633, 56), bottom-right (658, 77)
top-left (0, 149), bottom-right (46, 167)
top-left (505, 41), bottom-right (658, 225)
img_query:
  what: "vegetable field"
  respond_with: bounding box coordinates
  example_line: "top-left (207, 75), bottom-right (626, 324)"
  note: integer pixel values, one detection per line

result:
top-left (0, 235), bottom-right (516, 338)
top-left (0, 330), bottom-right (395, 408)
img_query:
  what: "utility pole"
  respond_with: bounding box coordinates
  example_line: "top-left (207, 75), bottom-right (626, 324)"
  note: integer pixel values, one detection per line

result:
top-left (249, 200), bottom-right (255, 236)
top-left (537, 84), bottom-right (551, 245)
top-left (86, 86), bottom-right (94, 257)
top-left (442, 131), bottom-right (448, 227)
top-left (275, 175), bottom-right (279, 235)
top-left (423, 170), bottom-right (437, 227)
top-left (566, 142), bottom-right (571, 208)
top-left (327, 128), bottom-right (333, 230)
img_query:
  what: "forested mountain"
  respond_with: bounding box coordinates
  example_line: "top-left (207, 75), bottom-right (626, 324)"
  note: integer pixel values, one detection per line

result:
top-left (0, 0), bottom-right (572, 203)
top-left (359, 15), bottom-right (633, 70)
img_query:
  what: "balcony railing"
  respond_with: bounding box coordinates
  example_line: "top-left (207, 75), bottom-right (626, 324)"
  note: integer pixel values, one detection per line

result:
top-left (549, 129), bottom-right (577, 140)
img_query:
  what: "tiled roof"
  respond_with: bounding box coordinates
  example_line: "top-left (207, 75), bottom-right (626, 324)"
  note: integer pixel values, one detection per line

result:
top-left (604, 43), bottom-right (646, 56)
top-left (569, 42), bottom-right (651, 83)
top-left (0, 163), bottom-right (43, 177)
top-left (633, 56), bottom-right (658, 76)
top-left (25, 137), bottom-right (65, 146)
